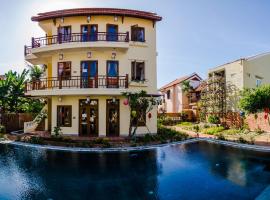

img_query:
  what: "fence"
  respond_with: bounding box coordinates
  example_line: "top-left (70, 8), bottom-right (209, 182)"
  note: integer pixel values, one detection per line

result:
top-left (1, 113), bottom-right (35, 132)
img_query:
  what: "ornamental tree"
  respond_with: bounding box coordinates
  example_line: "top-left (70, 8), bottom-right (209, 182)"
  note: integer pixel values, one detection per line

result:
top-left (122, 90), bottom-right (160, 137)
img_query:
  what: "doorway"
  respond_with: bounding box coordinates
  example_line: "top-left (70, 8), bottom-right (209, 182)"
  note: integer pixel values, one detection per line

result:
top-left (79, 99), bottom-right (99, 136)
top-left (106, 99), bottom-right (120, 137)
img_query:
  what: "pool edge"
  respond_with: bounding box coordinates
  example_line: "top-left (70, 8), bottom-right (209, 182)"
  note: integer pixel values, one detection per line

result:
top-left (1, 138), bottom-right (270, 152)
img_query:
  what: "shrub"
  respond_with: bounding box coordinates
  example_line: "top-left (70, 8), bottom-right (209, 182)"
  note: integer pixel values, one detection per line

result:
top-left (238, 137), bottom-right (248, 144)
top-left (223, 129), bottom-right (242, 135)
top-left (239, 86), bottom-right (270, 113)
top-left (93, 138), bottom-right (111, 147)
top-left (52, 126), bottom-right (62, 137)
top-left (193, 125), bottom-right (200, 132)
top-left (201, 126), bottom-right (225, 135)
top-left (0, 125), bottom-right (6, 134)
top-left (255, 128), bottom-right (264, 134)
top-left (208, 115), bottom-right (220, 124)
top-left (28, 136), bottom-right (44, 145)
top-left (216, 133), bottom-right (226, 140)
top-left (178, 122), bottom-right (193, 126)
top-left (157, 126), bottom-right (188, 141)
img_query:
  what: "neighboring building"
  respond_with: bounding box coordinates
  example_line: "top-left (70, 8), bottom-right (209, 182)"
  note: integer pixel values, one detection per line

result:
top-left (24, 8), bottom-right (162, 136)
top-left (0, 75), bottom-right (5, 80)
top-left (159, 73), bottom-right (202, 113)
top-left (208, 52), bottom-right (270, 112)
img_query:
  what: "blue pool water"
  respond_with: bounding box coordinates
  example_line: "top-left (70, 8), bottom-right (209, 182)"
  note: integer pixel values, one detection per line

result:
top-left (0, 141), bottom-right (270, 200)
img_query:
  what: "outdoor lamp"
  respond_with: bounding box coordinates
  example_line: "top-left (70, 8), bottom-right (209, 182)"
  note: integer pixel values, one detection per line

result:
top-left (59, 53), bottom-right (63, 60)
top-left (87, 15), bottom-right (91, 23)
top-left (114, 16), bottom-right (118, 21)
top-left (87, 52), bottom-right (92, 58)
top-left (111, 52), bottom-right (116, 59)
top-left (112, 97), bottom-right (116, 103)
top-left (61, 17), bottom-right (64, 23)
top-left (58, 96), bottom-right (62, 102)
top-left (86, 96), bottom-right (91, 102)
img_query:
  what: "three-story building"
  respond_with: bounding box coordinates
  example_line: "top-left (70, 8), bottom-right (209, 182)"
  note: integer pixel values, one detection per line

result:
top-left (24, 8), bottom-right (162, 137)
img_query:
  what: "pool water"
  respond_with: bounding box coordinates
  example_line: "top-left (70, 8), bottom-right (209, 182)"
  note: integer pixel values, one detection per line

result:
top-left (0, 141), bottom-right (270, 200)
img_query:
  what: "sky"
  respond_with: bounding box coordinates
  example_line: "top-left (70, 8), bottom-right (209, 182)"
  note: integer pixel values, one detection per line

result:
top-left (0, 0), bottom-right (270, 87)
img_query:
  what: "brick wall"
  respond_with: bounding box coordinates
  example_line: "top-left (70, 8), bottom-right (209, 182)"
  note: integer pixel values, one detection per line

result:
top-left (246, 112), bottom-right (270, 132)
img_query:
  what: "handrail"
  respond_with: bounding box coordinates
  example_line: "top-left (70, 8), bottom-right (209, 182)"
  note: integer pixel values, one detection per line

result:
top-left (25, 74), bottom-right (129, 92)
top-left (25, 32), bottom-right (129, 55)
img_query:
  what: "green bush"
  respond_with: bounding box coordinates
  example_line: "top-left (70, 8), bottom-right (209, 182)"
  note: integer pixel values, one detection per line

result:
top-left (193, 125), bottom-right (200, 132)
top-left (93, 138), bottom-right (111, 147)
top-left (239, 85), bottom-right (270, 113)
top-left (216, 133), bottom-right (226, 140)
top-left (28, 136), bottom-right (44, 145)
top-left (201, 126), bottom-right (225, 135)
top-left (223, 129), bottom-right (242, 135)
top-left (52, 126), bottom-right (62, 137)
top-left (0, 125), bottom-right (5, 134)
top-left (238, 137), bottom-right (248, 144)
top-left (208, 115), bottom-right (220, 124)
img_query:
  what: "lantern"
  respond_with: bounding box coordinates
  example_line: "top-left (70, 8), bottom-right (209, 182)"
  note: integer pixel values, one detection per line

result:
top-left (131, 110), bottom-right (137, 117)
top-left (123, 99), bottom-right (129, 106)
top-left (148, 113), bottom-right (152, 119)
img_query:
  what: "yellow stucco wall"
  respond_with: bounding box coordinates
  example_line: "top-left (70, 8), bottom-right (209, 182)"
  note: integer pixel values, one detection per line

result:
top-left (26, 14), bottom-right (159, 135)
top-left (51, 95), bottom-right (157, 136)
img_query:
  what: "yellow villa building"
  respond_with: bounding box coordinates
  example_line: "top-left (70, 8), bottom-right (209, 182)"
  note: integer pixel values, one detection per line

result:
top-left (24, 8), bottom-right (162, 137)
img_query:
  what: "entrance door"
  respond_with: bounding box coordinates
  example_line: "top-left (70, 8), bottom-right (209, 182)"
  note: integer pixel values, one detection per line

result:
top-left (81, 61), bottom-right (98, 88)
top-left (106, 99), bottom-right (120, 137)
top-left (81, 25), bottom-right (98, 41)
top-left (107, 61), bottom-right (119, 88)
top-left (107, 24), bottom-right (118, 41)
top-left (79, 99), bottom-right (98, 136)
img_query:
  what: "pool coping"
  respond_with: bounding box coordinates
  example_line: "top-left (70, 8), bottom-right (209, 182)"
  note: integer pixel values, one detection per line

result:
top-left (1, 138), bottom-right (270, 152)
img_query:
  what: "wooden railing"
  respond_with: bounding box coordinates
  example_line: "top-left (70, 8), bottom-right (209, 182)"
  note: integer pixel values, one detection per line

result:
top-left (25, 75), bottom-right (129, 92)
top-left (24, 32), bottom-right (129, 56)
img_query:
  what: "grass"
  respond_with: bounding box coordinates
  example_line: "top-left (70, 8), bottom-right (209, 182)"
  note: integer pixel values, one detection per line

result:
top-left (201, 126), bottom-right (225, 135)
top-left (177, 122), bottom-right (193, 126)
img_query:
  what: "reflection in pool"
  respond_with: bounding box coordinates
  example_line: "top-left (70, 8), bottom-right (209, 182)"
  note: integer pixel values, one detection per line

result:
top-left (0, 141), bottom-right (270, 200)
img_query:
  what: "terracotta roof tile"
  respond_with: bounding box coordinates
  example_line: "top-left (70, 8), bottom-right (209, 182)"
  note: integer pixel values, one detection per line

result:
top-left (159, 73), bottom-right (202, 91)
top-left (31, 8), bottom-right (162, 22)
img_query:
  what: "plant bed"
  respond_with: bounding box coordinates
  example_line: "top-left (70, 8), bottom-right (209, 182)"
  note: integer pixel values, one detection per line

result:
top-left (8, 126), bottom-right (189, 148)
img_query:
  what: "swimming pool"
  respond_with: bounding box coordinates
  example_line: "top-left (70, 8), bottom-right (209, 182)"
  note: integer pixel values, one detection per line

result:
top-left (0, 141), bottom-right (269, 200)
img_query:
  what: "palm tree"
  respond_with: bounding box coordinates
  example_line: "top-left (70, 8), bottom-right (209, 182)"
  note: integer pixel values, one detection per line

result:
top-left (29, 65), bottom-right (44, 81)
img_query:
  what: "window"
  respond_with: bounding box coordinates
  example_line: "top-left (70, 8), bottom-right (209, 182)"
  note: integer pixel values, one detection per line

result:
top-left (167, 90), bottom-right (171, 99)
top-left (132, 109), bottom-right (146, 126)
top-left (131, 61), bottom-right (145, 81)
top-left (58, 62), bottom-right (71, 80)
top-left (58, 26), bottom-right (71, 42)
top-left (131, 26), bottom-right (145, 42)
top-left (256, 78), bottom-right (262, 87)
top-left (57, 106), bottom-right (72, 127)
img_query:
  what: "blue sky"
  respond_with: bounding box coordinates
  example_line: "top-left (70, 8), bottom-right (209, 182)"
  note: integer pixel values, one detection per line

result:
top-left (0, 0), bottom-right (270, 87)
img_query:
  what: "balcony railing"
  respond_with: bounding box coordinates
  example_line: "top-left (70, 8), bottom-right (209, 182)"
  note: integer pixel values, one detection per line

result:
top-left (24, 32), bottom-right (129, 56)
top-left (25, 75), bottom-right (129, 92)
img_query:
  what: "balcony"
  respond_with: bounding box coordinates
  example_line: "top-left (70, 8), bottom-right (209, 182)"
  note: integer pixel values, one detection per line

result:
top-left (24, 32), bottom-right (130, 56)
top-left (25, 75), bottom-right (129, 96)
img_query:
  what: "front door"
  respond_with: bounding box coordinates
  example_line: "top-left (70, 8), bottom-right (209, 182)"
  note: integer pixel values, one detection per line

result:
top-left (106, 99), bottom-right (120, 137)
top-left (79, 99), bottom-right (98, 136)
top-left (107, 61), bottom-right (119, 88)
top-left (107, 24), bottom-right (118, 41)
top-left (81, 61), bottom-right (98, 88)
top-left (81, 25), bottom-right (98, 41)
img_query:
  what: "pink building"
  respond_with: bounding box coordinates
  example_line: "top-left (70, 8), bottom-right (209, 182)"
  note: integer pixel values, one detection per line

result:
top-left (159, 73), bottom-right (202, 113)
